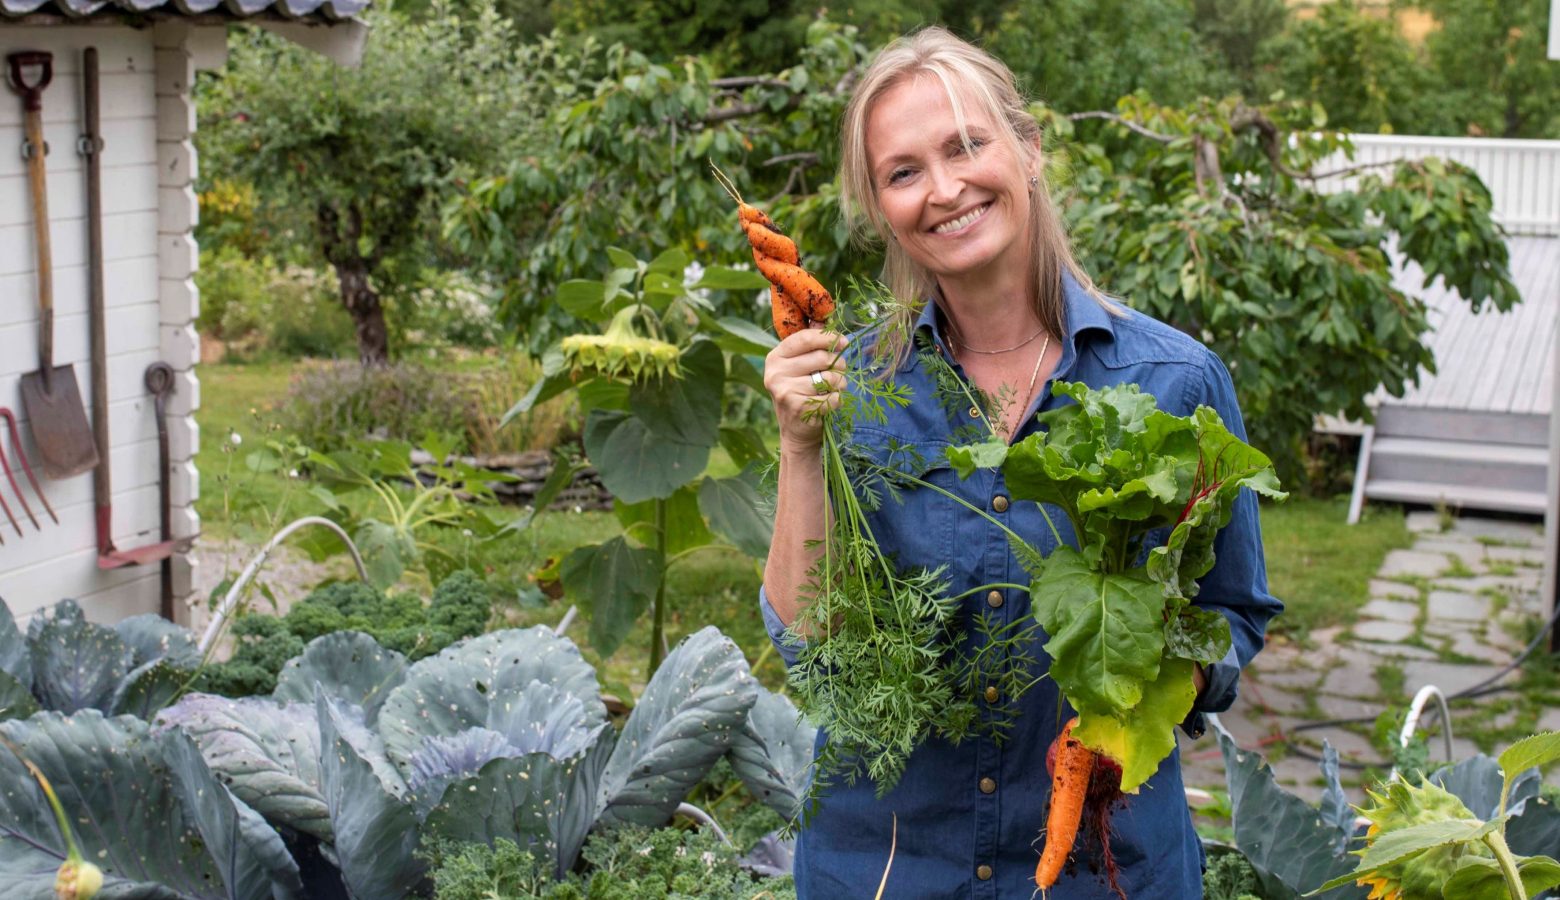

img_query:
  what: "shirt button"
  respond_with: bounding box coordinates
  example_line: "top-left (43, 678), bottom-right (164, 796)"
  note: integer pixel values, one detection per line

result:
top-left (992, 495), bottom-right (1010, 513)
top-left (984, 685), bottom-right (999, 703)
top-left (977, 864), bottom-right (993, 881)
top-left (986, 590), bottom-right (1004, 608)
top-left (979, 777), bottom-right (996, 794)
top-left (968, 406), bottom-right (981, 419)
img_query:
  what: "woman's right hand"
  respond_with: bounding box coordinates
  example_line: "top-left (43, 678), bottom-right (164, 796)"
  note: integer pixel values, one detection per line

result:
top-left (764, 328), bottom-right (848, 454)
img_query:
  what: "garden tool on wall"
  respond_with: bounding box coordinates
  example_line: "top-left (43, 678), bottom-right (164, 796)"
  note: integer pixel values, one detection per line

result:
top-left (78, 48), bottom-right (178, 572)
top-left (7, 51), bottom-right (98, 480)
top-left (0, 407), bottom-right (55, 536)
top-left (145, 363), bottom-right (178, 619)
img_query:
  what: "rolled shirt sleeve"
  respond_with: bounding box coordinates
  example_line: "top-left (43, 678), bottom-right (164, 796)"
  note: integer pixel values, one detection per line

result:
top-left (758, 585), bottom-right (806, 669)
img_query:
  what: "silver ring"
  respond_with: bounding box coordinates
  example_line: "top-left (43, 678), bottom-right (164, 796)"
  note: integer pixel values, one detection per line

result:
top-left (810, 370), bottom-right (830, 394)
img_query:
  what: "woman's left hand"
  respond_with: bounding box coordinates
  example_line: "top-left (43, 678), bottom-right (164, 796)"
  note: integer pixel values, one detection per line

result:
top-left (1192, 664), bottom-right (1207, 699)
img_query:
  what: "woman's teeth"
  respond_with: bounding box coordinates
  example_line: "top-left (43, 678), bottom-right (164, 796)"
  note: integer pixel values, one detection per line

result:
top-left (933, 204), bottom-right (990, 234)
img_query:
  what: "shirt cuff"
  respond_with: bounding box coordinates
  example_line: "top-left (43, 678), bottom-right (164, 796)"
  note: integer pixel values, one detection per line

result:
top-left (758, 585), bottom-right (805, 669)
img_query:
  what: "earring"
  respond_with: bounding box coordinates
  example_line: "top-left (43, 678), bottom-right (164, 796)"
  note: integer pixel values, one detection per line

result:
top-left (1028, 175), bottom-right (1039, 193)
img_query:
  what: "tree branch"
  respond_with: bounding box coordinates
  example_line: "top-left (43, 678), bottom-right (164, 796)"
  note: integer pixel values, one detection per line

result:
top-left (710, 76), bottom-right (790, 90)
top-left (1066, 110), bottom-right (1176, 143)
top-left (762, 151), bottom-right (820, 167)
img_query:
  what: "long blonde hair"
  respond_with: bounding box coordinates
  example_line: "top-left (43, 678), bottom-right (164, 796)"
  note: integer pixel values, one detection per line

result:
top-left (837, 27), bottom-right (1112, 366)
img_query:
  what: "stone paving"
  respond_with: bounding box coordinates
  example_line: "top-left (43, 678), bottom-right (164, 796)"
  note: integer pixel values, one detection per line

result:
top-left (1178, 511), bottom-right (1550, 806)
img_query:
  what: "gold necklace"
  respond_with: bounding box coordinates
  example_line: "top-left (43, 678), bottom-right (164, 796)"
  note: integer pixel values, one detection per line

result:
top-left (952, 324), bottom-right (1047, 355)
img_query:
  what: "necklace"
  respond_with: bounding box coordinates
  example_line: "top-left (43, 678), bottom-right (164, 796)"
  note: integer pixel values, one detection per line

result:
top-left (1019, 333), bottom-right (1053, 414)
top-left (951, 323), bottom-right (1046, 355)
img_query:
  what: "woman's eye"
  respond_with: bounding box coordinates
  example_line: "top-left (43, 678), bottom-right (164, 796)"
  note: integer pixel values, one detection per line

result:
top-left (887, 168), bottom-right (913, 185)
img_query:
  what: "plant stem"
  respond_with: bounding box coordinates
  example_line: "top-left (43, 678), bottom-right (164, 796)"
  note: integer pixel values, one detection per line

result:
top-left (649, 497), bottom-right (668, 675)
top-left (1483, 831), bottom-right (1528, 900)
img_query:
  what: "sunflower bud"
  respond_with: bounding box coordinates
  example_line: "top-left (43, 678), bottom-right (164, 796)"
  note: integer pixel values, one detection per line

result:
top-left (1355, 779), bottom-right (1491, 899)
top-left (559, 305), bottom-right (681, 383)
top-left (54, 859), bottom-right (103, 899)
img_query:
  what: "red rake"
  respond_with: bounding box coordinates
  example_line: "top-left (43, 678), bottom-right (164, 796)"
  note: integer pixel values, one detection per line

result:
top-left (0, 407), bottom-right (58, 536)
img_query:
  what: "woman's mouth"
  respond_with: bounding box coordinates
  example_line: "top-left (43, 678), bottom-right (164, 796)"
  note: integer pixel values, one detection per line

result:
top-left (931, 203), bottom-right (991, 234)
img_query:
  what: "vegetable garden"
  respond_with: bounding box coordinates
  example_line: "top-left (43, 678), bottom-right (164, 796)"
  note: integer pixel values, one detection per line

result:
top-left (4, 2), bottom-right (1560, 898)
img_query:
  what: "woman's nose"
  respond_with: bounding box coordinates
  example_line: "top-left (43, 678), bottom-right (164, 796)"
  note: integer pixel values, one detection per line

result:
top-left (925, 161), bottom-right (962, 206)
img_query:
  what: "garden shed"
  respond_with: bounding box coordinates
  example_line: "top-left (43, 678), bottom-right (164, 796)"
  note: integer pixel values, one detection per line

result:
top-left (0, 1), bottom-right (368, 626)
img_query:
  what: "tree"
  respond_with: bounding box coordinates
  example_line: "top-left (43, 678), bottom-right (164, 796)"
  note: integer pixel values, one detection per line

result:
top-left (1256, 0), bottom-right (1434, 134)
top-left (198, 3), bottom-right (530, 364)
top-left (984, 0), bottom-right (1232, 112)
top-left (1416, 0), bottom-right (1560, 138)
top-left (1190, 0), bottom-right (1288, 96)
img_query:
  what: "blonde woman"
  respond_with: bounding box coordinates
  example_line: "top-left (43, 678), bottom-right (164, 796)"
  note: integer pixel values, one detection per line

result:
top-left (759, 27), bottom-right (1280, 899)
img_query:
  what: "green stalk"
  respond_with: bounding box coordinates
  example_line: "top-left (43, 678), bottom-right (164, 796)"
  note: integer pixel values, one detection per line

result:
top-left (649, 497), bottom-right (668, 675)
top-left (1483, 831), bottom-right (1529, 900)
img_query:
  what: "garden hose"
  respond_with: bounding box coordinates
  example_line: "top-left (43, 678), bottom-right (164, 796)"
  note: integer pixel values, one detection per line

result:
top-left (1266, 594), bottom-right (1560, 770)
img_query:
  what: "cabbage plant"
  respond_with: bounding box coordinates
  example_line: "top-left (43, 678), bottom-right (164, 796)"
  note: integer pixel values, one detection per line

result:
top-left (155, 624), bottom-right (764, 897)
top-left (0, 598), bottom-right (200, 721)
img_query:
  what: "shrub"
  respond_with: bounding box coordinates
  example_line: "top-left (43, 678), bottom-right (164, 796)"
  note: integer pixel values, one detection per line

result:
top-left (195, 247), bottom-right (355, 361)
top-left (280, 357), bottom-right (575, 456)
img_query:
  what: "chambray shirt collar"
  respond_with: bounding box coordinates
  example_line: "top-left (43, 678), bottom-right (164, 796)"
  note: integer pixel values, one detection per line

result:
top-left (909, 268), bottom-right (1117, 376)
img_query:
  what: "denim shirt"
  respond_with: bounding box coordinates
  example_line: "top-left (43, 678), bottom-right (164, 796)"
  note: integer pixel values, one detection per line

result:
top-left (758, 272), bottom-right (1282, 899)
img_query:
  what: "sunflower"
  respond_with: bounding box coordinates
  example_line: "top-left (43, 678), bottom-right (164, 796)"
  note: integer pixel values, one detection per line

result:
top-left (559, 305), bottom-right (681, 383)
top-left (1352, 779), bottom-right (1492, 900)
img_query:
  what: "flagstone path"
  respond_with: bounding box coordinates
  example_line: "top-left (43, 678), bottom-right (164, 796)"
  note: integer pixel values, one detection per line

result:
top-left (1178, 511), bottom-right (1554, 806)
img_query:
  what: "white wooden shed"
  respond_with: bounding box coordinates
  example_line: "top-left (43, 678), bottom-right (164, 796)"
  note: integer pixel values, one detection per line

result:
top-left (0, 1), bottom-right (367, 626)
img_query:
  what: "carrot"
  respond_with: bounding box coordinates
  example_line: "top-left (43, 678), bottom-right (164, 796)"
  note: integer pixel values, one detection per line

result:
top-left (771, 284), bottom-right (807, 338)
top-left (1036, 717), bottom-right (1094, 893)
top-left (744, 220), bottom-right (800, 266)
top-left (711, 164), bottom-right (834, 335)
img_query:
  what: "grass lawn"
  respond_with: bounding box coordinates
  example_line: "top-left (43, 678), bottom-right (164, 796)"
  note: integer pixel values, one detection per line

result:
top-left (1259, 496), bottom-right (1413, 640)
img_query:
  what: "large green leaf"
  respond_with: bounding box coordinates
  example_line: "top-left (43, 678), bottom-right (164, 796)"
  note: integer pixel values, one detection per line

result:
top-left (157, 694), bottom-right (332, 840)
top-left (0, 670), bottom-right (37, 721)
top-left (615, 485), bottom-right (714, 556)
top-left (502, 344), bottom-right (574, 427)
top-left (355, 520), bottom-right (417, 590)
top-left (1213, 716), bottom-right (1365, 899)
top-left (699, 474), bottom-right (773, 558)
top-left (29, 600), bottom-right (133, 713)
top-left (161, 729), bottom-right (304, 900)
top-left (1314, 818), bottom-right (1505, 893)
top-left (115, 615), bottom-right (201, 668)
top-left (1072, 656), bottom-right (1197, 792)
top-left (424, 736), bottom-right (614, 880)
top-left (0, 600), bottom-right (28, 689)
top-left (1499, 733), bottom-right (1560, 790)
top-left (1442, 854), bottom-right (1560, 900)
top-left (628, 339), bottom-right (725, 448)
top-left (317, 695), bottom-right (424, 900)
top-left (560, 537), bottom-right (664, 658)
top-left (377, 626), bottom-right (608, 776)
top-left (1508, 795), bottom-right (1560, 860)
top-left (728, 687), bottom-right (817, 820)
top-left (599, 627), bottom-right (758, 826)
top-left (1030, 546), bottom-right (1166, 716)
top-left (273, 631), bottom-right (409, 724)
top-left (583, 409), bottom-right (709, 504)
top-left (112, 658), bottom-right (191, 719)
top-left (0, 711), bottom-right (245, 898)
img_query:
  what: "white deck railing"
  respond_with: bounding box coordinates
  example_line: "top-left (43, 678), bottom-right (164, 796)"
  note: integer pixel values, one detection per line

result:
top-left (1319, 134), bottom-right (1560, 236)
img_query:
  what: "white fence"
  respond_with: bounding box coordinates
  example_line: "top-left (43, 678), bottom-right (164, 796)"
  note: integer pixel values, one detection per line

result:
top-left (1319, 134), bottom-right (1560, 236)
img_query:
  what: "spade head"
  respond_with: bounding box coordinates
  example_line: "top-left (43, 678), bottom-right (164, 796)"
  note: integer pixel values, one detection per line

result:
top-left (18, 364), bottom-right (98, 479)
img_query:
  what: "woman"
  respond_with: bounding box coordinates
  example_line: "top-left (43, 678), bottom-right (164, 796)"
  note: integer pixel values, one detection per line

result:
top-left (758, 26), bottom-right (1281, 899)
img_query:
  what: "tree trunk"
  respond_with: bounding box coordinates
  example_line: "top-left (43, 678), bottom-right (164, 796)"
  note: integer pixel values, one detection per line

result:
top-left (336, 260), bottom-right (389, 366)
top-left (316, 200), bottom-right (391, 366)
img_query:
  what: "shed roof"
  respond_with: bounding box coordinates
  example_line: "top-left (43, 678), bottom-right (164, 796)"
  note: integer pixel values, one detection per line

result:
top-left (0, 0), bottom-right (368, 21)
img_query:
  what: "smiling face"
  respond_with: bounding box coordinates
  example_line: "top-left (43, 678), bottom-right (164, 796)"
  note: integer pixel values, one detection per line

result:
top-left (864, 74), bottom-right (1037, 289)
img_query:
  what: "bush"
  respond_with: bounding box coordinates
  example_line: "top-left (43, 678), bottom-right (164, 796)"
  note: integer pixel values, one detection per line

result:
top-left (280, 357), bottom-right (576, 456)
top-left (195, 247), bottom-right (355, 361)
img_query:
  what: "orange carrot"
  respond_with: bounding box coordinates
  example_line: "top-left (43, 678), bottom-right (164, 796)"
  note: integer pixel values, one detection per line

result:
top-left (744, 220), bottom-right (800, 266)
top-left (711, 164), bottom-right (834, 335)
top-left (1036, 717), bottom-right (1094, 892)
top-left (771, 284), bottom-right (807, 339)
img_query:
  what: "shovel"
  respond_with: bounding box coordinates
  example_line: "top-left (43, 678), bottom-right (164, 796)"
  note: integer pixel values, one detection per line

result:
top-left (7, 51), bottom-right (98, 480)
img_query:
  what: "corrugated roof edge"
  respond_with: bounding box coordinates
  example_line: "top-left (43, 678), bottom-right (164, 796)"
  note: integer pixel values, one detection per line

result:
top-left (0, 0), bottom-right (370, 21)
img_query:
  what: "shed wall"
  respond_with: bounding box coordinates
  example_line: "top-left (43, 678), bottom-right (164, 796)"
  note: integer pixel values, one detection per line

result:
top-left (0, 24), bottom-right (199, 623)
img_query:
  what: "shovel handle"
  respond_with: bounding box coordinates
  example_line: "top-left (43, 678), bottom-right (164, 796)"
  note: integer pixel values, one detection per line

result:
top-left (8, 53), bottom-right (53, 375)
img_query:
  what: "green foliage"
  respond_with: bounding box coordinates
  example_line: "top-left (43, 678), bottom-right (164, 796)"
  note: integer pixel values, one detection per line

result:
top-left (1052, 97), bottom-right (1517, 481)
top-left (1256, 0), bottom-right (1433, 134)
top-left (987, 0), bottom-right (1232, 112)
top-left (426, 826), bottom-right (796, 900)
top-left (198, 1), bottom-right (534, 361)
top-left (444, 21), bottom-right (870, 351)
top-left (285, 574), bottom-right (491, 660)
top-left (1202, 847), bottom-right (1266, 900)
top-left (195, 248), bottom-right (354, 361)
top-left (511, 249), bottom-right (775, 670)
top-left (1416, 0), bottom-right (1560, 139)
top-left (193, 614), bottom-right (305, 697)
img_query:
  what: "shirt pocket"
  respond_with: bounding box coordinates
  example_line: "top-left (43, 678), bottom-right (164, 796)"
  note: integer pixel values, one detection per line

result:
top-left (847, 427), bottom-right (956, 578)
